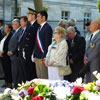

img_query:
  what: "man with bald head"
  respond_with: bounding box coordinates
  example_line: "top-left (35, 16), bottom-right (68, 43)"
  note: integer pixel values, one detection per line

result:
top-left (85, 20), bottom-right (100, 82)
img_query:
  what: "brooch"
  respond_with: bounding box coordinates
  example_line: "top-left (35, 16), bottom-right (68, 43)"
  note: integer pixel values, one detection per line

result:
top-left (90, 42), bottom-right (95, 49)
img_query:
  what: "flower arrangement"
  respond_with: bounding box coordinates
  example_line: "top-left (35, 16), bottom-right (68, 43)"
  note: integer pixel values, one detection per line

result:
top-left (1, 71), bottom-right (100, 100)
top-left (0, 80), bottom-right (56, 100)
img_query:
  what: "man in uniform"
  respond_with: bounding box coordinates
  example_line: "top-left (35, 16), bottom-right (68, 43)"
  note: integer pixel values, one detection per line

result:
top-left (20, 8), bottom-right (39, 81)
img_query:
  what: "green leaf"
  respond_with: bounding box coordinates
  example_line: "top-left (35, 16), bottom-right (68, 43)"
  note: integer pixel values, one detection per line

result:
top-left (49, 94), bottom-right (57, 100)
top-left (27, 96), bottom-right (32, 100)
top-left (4, 96), bottom-right (11, 100)
top-left (33, 86), bottom-right (40, 96)
top-left (33, 85), bottom-right (47, 96)
top-left (38, 85), bottom-right (46, 93)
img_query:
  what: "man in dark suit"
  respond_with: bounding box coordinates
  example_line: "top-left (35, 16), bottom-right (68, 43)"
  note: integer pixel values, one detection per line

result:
top-left (67, 26), bottom-right (85, 82)
top-left (34, 10), bottom-right (53, 79)
top-left (17, 16), bottom-right (29, 83)
top-left (20, 8), bottom-right (39, 81)
top-left (8, 19), bottom-right (22, 88)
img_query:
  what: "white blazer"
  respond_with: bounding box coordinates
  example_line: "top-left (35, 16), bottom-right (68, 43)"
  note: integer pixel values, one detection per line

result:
top-left (46, 39), bottom-right (68, 67)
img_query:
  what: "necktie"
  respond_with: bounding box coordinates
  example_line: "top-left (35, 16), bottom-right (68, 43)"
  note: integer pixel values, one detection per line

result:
top-left (18, 29), bottom-right (24, 42)
top-left (90, 34), bottom-right (93, 42)
top-left (18, 29), bottom-right (24, 51)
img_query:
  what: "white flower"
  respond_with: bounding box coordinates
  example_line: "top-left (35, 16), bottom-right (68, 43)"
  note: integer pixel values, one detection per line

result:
top-left (96, 73), bottom-right (100, 79)
top-left (96, 80), bottom-right (100, 86)
top-left (81, 91), bottom-right (100, 100)
top-left (93, 71), bottom-right (98, 76)
top-left (75, 77), bottom-right (82, 85)
top-left (53, 86), bottom-right (71, 99)
top-left (3, 88), bottom-right (12, 95)
top-left (10, 89), bottom-right (21, 100)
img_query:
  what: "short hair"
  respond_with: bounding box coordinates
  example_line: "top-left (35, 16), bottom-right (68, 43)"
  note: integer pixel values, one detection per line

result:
top-left (5, 24), bottom-right (12, 31)
top-left (67, 18), bottom-right (76, 26)
top-left (67, 26), bottom-right (76, 33)
top-left (55, 26), bottom-right (66, 39)
top-left (58, 19), bottom-right (67, 28)
top-left (12, 19), bottom-right (20, 24)
top-left (38, 10), bottom-right (48, 20)
top-left (20, 16), bottom-right (28, 22)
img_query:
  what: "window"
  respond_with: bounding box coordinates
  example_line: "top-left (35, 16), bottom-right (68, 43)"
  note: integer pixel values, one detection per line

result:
top-left (61, 11), bottom-right (70, 20)
top-left (11, 6), bottom-right (21, 19)
top-left (83, 12), bottom-right (91, 29)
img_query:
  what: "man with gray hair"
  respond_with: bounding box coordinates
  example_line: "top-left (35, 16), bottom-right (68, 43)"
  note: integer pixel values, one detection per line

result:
top-left (67, 18), bottom-right (81, 35)
top-left (66, 26), bottom-right (85, 82)
top-left (8, 19), bottom-right (22, 88)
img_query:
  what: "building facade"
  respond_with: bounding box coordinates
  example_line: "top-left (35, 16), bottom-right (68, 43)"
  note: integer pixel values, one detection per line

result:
top-left (0, 0), bottom-right (99, 35)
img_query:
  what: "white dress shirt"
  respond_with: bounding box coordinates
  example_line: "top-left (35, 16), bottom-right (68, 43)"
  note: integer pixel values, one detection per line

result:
top-left (92, 30), bottom-right (100, 39)
top-left (0, 35), bottom-right (7, 52)
top-left (40, 21), bottom-right (47, 30)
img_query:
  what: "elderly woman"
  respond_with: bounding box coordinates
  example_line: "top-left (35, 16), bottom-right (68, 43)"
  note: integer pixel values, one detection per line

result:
top-left (0, 24), bottom-right (13, 88)
top-left (45, 26), bottom-right (68, 80)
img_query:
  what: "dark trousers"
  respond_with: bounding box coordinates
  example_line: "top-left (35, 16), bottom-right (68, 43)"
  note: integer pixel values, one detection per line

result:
top-left (64, 74), bottom-right (71, 82)
top-left (18, 55), bottom-right (26, 83)
top-left (10, 55), bottom-right (20, 89)
top-left (18, 55), bottom-right (37, 83)
top-left (25, 56), bottom-right (37, 81)
top-left (1, 55), bottom-right (12, 83)
top-left (70, 62), bottom-right (84, 82)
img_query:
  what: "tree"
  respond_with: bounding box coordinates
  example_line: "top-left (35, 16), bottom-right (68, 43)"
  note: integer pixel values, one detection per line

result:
top-left (97, 0), bottom-right (100, 13)
top-left (33, 0), bottom-right (43, 11)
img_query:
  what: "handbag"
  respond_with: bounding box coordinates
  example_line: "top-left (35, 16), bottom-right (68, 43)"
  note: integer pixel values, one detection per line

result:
top-left (58, 59), bottom-right (72, 76)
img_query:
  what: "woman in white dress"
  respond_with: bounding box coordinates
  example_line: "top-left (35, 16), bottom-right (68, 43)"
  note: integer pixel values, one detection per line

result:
top-left (45, 26), bottom-right (68, 80)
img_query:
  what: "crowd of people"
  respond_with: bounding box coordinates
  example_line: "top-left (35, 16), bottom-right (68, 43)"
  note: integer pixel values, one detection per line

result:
top-left (0, 7), bottom-right (100, 89)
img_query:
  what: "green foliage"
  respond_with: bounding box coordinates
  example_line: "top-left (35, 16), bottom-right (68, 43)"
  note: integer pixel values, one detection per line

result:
top-left (97, 0), bottom-right (100, 13)
top-left (66, 94), bottom-right (80, 100)
top-left (27, 96), bottom-right (32, 100)
top-left (43, 7), bottom-right (49, 12)
top-left (33, 84), bottom-right (56, 99)
top-left (80, 92), bottom-right (88, 100)
top-left (3, 96), bottom-right (11, 100)
top-left (17, 81), bottom-right (36, 92)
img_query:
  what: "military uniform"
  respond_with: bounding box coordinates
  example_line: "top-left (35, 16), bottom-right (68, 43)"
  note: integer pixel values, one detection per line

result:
top-left (18, 8), bottom-right (40, 81)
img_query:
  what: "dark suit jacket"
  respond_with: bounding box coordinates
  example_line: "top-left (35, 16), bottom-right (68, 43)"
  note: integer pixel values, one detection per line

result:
top-left (3, 33), bottom-right (13, 55)
top-left (67, 34), bottom-right (86, 81)
top-left (8, 27), bottom-right (22, 57)
top-left (34, 23), bottom-right (53, 59)
top-left (20, 21), bottom-right (40, 58)
top-left (68, 34), bottom-right (85, 65)
top-left (0, 30), bottom-right (2, 41)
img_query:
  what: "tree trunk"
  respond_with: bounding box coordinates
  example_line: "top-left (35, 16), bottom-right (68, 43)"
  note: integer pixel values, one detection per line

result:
top-left (33, 0), bottom-right (43, 11)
